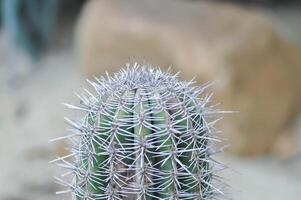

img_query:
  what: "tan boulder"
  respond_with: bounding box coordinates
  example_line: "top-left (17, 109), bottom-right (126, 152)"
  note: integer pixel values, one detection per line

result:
top-left (224, 28), bottom-right (301, 156)
top-left (75, 0), bottom-right (301, 157)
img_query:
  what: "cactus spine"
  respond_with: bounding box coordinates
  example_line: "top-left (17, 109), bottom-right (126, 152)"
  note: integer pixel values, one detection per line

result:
top-left (53, 63), bottom-right (226, 200)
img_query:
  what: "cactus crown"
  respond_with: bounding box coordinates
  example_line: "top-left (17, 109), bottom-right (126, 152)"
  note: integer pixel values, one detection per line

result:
top-left (53, 63), bottom-right (226, 200)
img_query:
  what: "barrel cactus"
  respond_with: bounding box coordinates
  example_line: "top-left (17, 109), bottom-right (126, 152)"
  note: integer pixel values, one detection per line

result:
top-left (52, 63), bottom-right (226, 200)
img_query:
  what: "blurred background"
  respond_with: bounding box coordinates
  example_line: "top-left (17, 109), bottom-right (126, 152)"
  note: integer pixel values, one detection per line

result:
top-left (0, 0), bottom-right (301, 199)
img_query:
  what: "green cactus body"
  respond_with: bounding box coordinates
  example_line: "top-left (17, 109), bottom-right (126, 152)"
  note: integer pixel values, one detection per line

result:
top-left (53, 64), bottom-right (225, 200)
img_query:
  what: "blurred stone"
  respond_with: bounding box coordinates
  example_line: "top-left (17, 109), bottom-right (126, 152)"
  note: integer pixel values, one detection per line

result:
top-left (54, 140), bottom-right (69, 157)
top-left (225, 28), bottom-right (301, 156)
top-left (75, 0), bottom-right (301, 156)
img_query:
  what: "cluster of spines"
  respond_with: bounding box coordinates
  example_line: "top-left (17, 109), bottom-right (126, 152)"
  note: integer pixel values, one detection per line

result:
top-left (51, 63), bottom-right (227, 200)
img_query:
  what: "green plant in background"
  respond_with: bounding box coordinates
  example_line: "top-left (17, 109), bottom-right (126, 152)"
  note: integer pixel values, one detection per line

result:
top-left (1, 0), bottom-right (86, 59)
top-left (2, 0), bottom-right (60, 59)
top-left (52, 63), bottom-right (226, 200)
top-left (0, 1), bottom-right (2, 27)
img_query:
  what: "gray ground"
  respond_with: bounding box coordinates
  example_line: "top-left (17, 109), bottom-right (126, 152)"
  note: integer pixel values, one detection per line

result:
top-left (0, 4), bottom-right (301, 200)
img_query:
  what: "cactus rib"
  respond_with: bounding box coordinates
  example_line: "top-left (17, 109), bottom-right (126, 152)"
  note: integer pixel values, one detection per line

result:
top-left (52, 63), bottom-right (227, 200)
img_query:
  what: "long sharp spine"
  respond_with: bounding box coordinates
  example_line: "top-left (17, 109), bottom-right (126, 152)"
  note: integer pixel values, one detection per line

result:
top-left (52, 63), bottom-right (227, 200)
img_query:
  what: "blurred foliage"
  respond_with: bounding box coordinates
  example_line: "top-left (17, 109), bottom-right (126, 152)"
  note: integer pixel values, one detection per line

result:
top-left (0, 0), bottom-right (2, 27)
top-left (1, 0), bottom-right (85, 60)
top-left (2, 0), bottom-right (60, 59)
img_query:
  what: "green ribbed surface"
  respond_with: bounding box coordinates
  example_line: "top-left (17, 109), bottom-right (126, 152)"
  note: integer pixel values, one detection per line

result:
top-left (54, 64), bottom-right (225, 200)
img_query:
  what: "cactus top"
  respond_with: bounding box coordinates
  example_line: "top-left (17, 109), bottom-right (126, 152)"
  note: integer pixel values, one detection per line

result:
top-left (53, 63), bottom-right (226, 200)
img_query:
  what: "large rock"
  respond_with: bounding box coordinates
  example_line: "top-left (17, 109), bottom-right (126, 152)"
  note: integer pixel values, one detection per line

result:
top-left (75, 0), bottom-right (301, 157)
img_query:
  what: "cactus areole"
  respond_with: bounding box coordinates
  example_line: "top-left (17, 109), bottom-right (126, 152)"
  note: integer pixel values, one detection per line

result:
top-left (53, 63), bottom-right (226, 200)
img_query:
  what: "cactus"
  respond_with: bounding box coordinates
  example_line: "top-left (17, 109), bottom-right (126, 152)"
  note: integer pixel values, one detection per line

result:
top-left (52, 63), bottom-right (226, 200)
